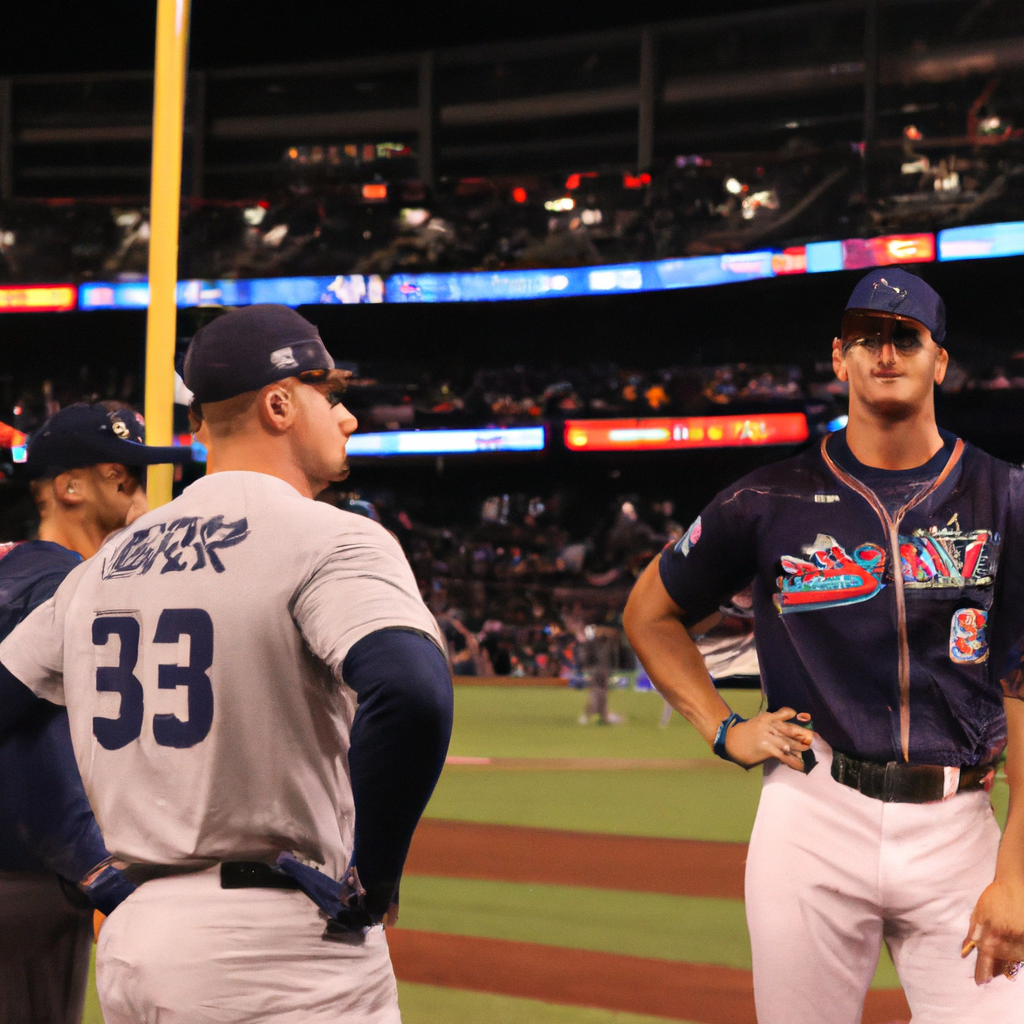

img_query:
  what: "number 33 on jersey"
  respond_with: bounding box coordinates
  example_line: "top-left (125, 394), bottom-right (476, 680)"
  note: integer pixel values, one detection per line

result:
top-left (93, 609), bottom-right (214, 750)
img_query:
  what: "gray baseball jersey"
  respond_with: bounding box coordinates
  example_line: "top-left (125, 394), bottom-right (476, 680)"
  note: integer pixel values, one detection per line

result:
top-left (0, 471), bottom-right (442, 879)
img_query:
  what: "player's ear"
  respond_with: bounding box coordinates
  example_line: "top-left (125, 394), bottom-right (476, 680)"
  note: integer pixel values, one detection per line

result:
top-left (99, 463), bottom-right (135, 494)
top-left (257, 382), bottom-right (295, 433)
top-left (933, 343), bottom-right (949, 385)
top-left (54, 470), bottom-right (86, 507)
top-left (832, 337), bottom-right (848, 382)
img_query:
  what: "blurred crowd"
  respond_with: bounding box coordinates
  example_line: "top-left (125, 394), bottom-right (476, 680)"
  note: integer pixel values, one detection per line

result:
top-left (3, 124), bottom-right (1024, 284)
top-left (344, 361), bottom-right (809, 432)
top-left (318, 485), bottom-right (680, 679)
top-left (3, 350), bottom-right (1024, 448)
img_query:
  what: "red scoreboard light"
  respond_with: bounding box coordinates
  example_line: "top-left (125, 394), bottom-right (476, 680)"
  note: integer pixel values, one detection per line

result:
top-left (564, 413), bottom-right (810, 451)
top-left (0, 284), bottom-right (77, 313)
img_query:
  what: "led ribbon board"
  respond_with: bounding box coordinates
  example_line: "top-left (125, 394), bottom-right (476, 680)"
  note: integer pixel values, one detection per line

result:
top-left (54, 221), bottom-right (1024, 312)
top-left (0, 284), bottom-right (76, 312)
top-left (346, 426), bottom-right (546, 457)
top-left (564, 413), bottom-right (809, 451)
top-left (80, 275), bottom-right (384, 310)
top-left (937, 222), bottom-right (1024, 261)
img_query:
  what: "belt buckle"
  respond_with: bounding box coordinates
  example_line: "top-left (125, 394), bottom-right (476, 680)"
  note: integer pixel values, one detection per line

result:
top-left (942, 766), bottom-right (961, 800)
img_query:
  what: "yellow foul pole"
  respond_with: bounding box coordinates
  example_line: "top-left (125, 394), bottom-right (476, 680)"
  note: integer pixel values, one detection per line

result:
top-left (144, 0), bottom-right (191, 508)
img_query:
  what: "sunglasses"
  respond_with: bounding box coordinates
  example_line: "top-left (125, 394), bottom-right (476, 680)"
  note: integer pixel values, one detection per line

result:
top-left (297, 368), bottom-right (352, 408)
top-left (840, 314), bottom-right (929, 354)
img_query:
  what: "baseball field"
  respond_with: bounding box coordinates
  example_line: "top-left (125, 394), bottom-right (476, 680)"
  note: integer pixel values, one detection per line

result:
top-left (82, 683), bottom-right (1011, 1024)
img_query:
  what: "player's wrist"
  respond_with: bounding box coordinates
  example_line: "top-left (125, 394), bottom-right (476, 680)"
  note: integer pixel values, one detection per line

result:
top-left (78, 857), bottom-right (136, 916)
top-left (713, 711), bottom-right (748, 766)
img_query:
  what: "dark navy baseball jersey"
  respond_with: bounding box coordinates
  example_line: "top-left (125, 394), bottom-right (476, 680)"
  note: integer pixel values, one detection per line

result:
top-left (659, 429), bottom-right (1024, 767)
top-left (0, 540), bottom-right (108, 877)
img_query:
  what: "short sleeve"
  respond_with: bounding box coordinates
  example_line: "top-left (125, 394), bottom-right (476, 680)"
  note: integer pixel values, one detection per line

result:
top-left (0, 592), bottom-right (68, 705)
top-left (658, 484), bottom-right (759, 628)
top-left (293, 520), bottom-right (443, 682)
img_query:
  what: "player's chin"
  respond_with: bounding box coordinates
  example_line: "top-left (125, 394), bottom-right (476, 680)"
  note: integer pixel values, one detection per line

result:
top-left (863, 391), bottom-right (923, 419)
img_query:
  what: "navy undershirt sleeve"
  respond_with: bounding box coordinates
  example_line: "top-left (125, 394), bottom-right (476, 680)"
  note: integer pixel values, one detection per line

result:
top-left (342, 627), bottom-right (454, 916)
top-left (0, 700), bottom-right (108, 878)
top-left (0, 546), bottom-right (112, 886)
top-left (0, 660), bottom-right (42, 740)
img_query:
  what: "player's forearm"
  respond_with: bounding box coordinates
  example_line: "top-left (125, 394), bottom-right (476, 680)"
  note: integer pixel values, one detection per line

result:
top-left (342, 628), bottom-right (454, 915)
top-left (633, 617), bottom-right (730, 743)
top-left (624, 571), bottom-right (731, 746)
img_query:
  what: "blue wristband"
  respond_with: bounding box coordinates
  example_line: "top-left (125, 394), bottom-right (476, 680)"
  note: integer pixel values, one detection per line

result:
top-left (713, 711), bottom-right (747, 764)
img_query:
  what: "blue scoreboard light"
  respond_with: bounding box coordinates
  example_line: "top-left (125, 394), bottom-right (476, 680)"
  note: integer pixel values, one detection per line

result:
top-left (937, 222), bottom-right (1024, 262)
top-left (346, 427), bottom-right (546, 457)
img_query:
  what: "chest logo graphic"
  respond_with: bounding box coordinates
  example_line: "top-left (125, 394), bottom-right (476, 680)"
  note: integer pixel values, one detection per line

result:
top-left (774, 534), bottom-right (886, 614)
top-left (102, 516), bottom-right (250, 579)
top-left (900, 528), bottom-right (999, 589)
top-left (950, 607), bottom-right (988, 664)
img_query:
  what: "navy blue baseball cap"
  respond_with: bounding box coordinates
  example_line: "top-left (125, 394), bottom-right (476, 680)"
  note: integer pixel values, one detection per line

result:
top-left (183, 304), bottom-right (334, 403)
top-left (844, 268), bottom-right (946, 343)
top-left (26, 404), bottom-right (191, 478)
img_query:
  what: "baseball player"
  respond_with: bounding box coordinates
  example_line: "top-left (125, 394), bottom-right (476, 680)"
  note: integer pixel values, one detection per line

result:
top-left (624, 269), bottom-right (1024, 1023)
top-left (0, 304), bottom-right (453, 1023)
top-left (0, 402), bottom-right (188, 1023)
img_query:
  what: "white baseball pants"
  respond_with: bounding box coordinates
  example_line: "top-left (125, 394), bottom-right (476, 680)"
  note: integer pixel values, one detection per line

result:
top-left (96, 866), bottom-right (402, 1024)
top-left (745, 736), bottom-right (1023, 1024)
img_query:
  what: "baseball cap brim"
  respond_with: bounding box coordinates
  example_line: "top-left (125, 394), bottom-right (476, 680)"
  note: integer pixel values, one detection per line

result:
top-left (25, 432), bottom-right (192, 479)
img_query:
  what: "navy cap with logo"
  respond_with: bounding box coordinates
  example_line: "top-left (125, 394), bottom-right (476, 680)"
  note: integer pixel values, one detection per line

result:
top-left (845, 268), bottom-right (946, 343)
top-left (183, 304), bottom-right (334, 404)
top-left (25, 404), bottom-right (191, 479)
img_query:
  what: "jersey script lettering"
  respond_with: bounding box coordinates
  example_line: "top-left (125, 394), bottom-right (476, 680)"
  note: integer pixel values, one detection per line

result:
top-left (102, 516), bottom-right (250, 579)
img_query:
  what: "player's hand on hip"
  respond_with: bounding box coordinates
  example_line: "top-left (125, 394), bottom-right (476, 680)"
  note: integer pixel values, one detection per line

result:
top-left (724, 708), bottom-right (812, 771)
top-left (963, 878), bottom-right (1024, 984)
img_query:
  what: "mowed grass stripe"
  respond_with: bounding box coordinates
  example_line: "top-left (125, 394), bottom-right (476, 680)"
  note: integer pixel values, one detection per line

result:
top-left (425, 768), bottom-right (764, 842)
top-left (399, 876), bottom-right (753, 968)
top-left (396, 982), bottom-right (707, 1024)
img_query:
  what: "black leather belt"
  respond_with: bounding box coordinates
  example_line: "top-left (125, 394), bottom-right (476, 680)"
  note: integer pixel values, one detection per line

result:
top-left (122, 861), bottom-right (299, 889)
top-left (831, 751), bottom-right (996, 803)
top-left (221, 861), bottom-right (299, 890)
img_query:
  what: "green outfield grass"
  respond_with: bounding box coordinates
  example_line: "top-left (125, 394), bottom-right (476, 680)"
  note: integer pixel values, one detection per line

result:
top-left (446, 687), bottom-right (766, 761)
top-left (426, 687), bottom-right (767, 841)
top-left (396, 983), bottom-right (707, 1024)
top-left (426, 767), bottom-right (764, 842)
top-left (400, 877), bottom-right (751, 968)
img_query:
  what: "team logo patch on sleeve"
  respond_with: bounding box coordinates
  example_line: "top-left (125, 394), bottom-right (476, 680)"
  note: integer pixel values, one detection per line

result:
top-left (949, 607), bottom-right (988, 664)
top-left (675, 516), bottom-right (702, 557)
top-left (774, 534), bottom-right (886, 613)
